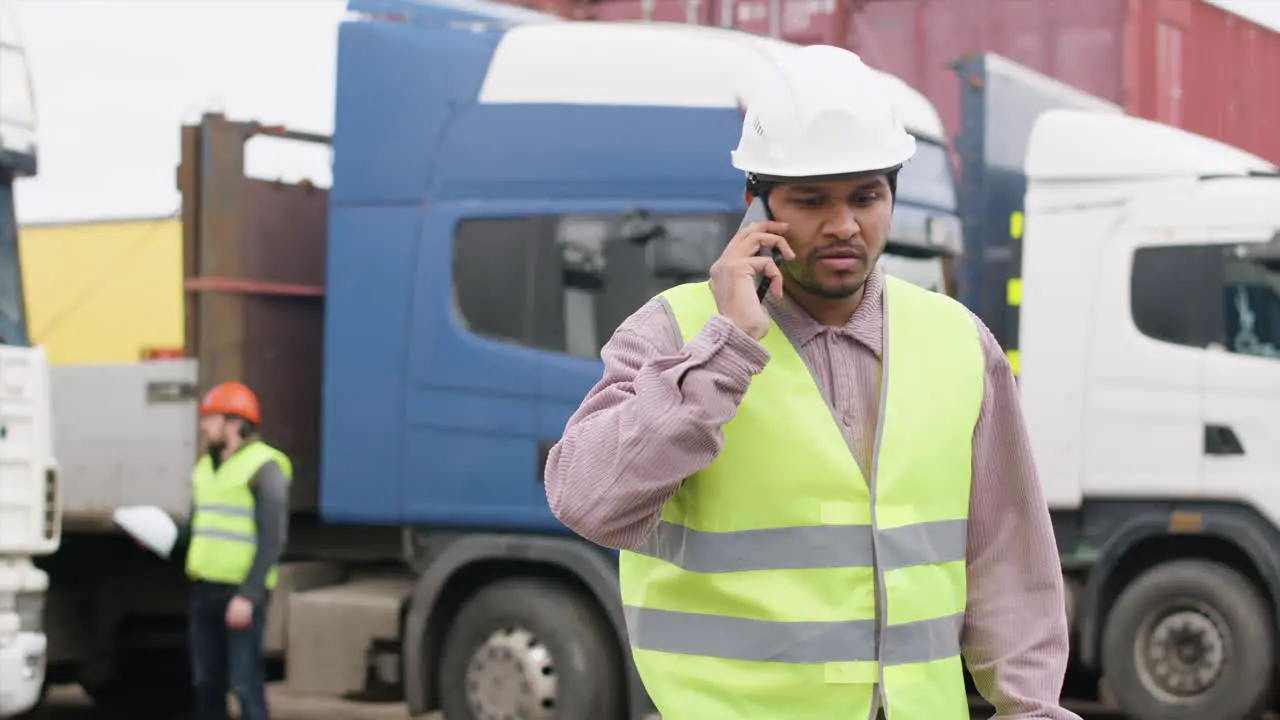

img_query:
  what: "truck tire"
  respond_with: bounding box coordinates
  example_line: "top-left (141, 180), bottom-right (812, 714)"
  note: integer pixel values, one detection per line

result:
top-left (438, 577), bottom-right (626, 720)
top-left (1101, 559), bottom-right (1273, 720)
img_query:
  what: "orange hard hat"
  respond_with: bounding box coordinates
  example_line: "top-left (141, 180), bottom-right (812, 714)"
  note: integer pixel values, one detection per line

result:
top-left (199, 381), bottom-right (261, 425)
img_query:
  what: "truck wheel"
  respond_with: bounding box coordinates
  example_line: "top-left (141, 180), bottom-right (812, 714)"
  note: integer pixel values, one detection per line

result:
top-left (438, 577), bottom-right (625, 720)
top-left (1101, 559), bottom-right (1273, 720)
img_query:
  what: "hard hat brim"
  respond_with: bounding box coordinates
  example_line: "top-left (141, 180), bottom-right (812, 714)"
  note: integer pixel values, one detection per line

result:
top-left (730, 136), bottom-right (916, 180)
top-left (747, 164), bottom-right (905, 186)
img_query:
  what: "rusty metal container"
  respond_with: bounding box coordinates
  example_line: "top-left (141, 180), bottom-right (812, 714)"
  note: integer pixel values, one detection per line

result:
top-left (178, 114), bottom-right (330, 513)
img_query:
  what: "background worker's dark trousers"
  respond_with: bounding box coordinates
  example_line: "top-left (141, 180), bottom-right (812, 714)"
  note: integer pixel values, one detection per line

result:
top-left (189, 580), bottom-right (272, 720)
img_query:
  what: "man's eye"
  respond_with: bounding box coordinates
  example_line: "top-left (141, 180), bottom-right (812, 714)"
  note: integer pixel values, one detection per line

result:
top-left (796, 197), bottom-right (824, 207)
top-left (855, 193), bottom-right (880, 205)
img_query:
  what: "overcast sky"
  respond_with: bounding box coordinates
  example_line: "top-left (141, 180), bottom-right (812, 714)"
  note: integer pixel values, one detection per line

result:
top-left (9, 0), bottom-right (347, 224)
top-left (1206, 0), bottom-right (1280, 30)
top-left (8, 0), bottom-right (1280, 225)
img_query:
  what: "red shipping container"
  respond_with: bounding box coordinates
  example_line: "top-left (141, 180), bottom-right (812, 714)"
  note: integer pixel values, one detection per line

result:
top-left (507, 0), bottom-right (1280, 163)
top-left (841, 0), bottom-right (1280, 163)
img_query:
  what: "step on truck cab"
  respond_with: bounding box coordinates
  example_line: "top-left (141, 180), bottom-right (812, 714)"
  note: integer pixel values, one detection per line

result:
top-left (1019, 107), bottom-right (1280, 720)
top-left (0, 0), bottom-right (60, 716)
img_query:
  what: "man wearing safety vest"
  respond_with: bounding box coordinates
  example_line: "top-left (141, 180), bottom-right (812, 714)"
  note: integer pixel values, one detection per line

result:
top-left (545, 45), bottom-right (1078, 719)
top-left (177, 381), bottom-right (291, 720)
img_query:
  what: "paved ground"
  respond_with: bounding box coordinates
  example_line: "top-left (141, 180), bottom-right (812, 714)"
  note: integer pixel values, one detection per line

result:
top-left (32, 685), bottom-right (413, 720)
top-left (31, 684), bottom-right (1127, 719)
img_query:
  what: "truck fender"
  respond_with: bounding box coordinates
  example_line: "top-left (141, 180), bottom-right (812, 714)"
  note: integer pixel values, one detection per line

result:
top-left (401, 533), bottom-right (651, 719)
top-left (1075, 503), bottom-right (1280, 670)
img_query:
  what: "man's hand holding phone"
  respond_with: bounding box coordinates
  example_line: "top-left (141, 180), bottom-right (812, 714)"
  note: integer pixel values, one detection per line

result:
top-left (709, 219), bottom-right (794, 341)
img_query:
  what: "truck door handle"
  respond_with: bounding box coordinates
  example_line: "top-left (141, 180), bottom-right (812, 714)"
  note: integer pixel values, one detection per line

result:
top-left (1204, 424), bottom-right (1245, 456)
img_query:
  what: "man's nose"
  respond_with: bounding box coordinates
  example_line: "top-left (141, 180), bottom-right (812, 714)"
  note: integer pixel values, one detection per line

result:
top-left (827, 206), bottom-right (860, 239)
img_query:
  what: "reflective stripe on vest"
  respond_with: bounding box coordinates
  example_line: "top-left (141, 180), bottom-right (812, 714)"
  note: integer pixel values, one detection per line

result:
top-left (618, 276), bottom-right (985, 720)
top-left (185, 441), bottom-right (293, 588)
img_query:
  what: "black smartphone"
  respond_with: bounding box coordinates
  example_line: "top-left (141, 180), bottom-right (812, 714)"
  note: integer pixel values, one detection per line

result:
top-left (736, 197), bottom-right (780, 302)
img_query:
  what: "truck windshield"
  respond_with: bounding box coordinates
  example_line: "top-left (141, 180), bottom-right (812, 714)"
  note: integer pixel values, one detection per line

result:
top-left (1224, 250), bottom-right (1280, 359)
top-left (897, 139), bottom-right (956, 212)
top-left (880, 138), bottom-right (960, 294)
top-left (0, 176), bottom-right (30, 346)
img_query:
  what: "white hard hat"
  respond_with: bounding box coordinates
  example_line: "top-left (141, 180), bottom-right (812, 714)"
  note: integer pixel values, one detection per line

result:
top-left (731, 45), bottom-right (916, 180)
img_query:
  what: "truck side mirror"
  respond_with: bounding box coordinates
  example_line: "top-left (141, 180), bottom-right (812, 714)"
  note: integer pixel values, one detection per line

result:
top-left (1235, 233), bottom-right (1280, 265)
top-left (616, 208), bottom-right (666, 245)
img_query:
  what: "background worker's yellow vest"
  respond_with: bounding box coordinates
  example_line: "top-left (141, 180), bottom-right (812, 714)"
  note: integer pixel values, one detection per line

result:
top-left (619, 276), bottom-right (985, 719)
top-left (186, 442), bottom-right (293, 589)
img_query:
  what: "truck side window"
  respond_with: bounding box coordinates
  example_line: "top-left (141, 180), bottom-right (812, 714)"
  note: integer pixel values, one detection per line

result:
top-left (452, 217), bottom-right (545, 347)
top-left (452, 212), bottom-right (726, 358)
top-left (1222, 252), bottom-right (1280, 360)
top-left (0, 179), bottom-right (30, 346)
top-left (1130, 244), bottom-right (1223, 349)
top-left (896, 140), bottom-right (957, 212)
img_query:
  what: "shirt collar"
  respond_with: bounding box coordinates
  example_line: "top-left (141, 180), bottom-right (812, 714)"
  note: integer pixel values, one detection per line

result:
top-left (764, 266), bottom-right (885, 359)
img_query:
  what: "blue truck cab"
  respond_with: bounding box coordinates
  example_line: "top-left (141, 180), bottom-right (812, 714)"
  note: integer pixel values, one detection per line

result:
top-left (320, 0), bottom-right (963, 529)
top-left (293, 0), bottom-right (965, 714)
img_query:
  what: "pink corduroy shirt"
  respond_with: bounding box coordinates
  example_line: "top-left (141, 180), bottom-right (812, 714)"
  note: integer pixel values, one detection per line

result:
top-left (544, 267), bottom-right (1079, 720)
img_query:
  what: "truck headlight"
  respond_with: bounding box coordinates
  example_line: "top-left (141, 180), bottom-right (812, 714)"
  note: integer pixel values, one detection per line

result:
top-left (15, 592), bottom-right (43, 634)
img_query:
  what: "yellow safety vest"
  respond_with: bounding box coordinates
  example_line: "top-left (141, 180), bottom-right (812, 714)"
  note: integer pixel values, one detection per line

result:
top-left (619, 276), bottom-right (985, 719)
top-left (186, 441), bottom-right (292, 589)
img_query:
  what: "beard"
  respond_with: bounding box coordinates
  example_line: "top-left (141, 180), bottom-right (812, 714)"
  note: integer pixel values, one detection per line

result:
top-left (782, 250), bottom-right (877, 299)
top-left (792, 271), bottom-right (871, 299)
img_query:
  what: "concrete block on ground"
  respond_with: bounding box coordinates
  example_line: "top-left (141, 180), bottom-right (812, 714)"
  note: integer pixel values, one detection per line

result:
top-left (285, 575), bottom-right (414, 698)
top-left (266, 561), bottom-right (346, 655)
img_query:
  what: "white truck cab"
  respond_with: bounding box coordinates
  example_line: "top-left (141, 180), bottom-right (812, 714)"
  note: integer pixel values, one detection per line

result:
top-left (0, 354), bottom-right (58, 718)
top-left (0, 0), bottom-right (59, 716)
top-left (1021, 108), bottom-right (1280, 720)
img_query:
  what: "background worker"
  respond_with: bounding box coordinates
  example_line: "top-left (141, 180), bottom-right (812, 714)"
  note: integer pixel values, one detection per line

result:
top-left (545, 45), bottom-right (1075, 719)
top-left (172, 381), bottom-right (291, 720)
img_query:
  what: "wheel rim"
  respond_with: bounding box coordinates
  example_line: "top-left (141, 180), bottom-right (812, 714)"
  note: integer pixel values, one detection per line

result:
top-left (1133, 602), bottom-right (1230, 703)
top-left (464, 626), bottom-right (558, 720)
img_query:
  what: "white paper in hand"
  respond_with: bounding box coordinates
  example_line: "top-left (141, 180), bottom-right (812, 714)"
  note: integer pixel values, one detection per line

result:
top-left (113, 505), bottom-right (179, 559)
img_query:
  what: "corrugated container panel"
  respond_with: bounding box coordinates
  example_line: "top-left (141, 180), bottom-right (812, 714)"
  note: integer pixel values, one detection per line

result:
top-left (583, 0), bottom-right (841, 43)
top-left (589, 0), bottom-right (699, 24)
top-left (1126, 0), bottom-right (1280, 162)
top-left (842, 0), bottom-right (1126, 151)
top-left (567, 0), bottom-right (1128, 147)
top-left (550, 0), bottom-right (1280, 160)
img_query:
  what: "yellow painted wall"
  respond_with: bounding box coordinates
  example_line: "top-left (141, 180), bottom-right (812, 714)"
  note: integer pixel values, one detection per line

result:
top-left (19, 216), bottom-right (184, 365)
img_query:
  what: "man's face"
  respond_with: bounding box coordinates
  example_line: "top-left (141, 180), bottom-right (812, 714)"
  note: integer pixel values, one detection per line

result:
top-left (199, 413), bottom-right (232, 447)
top-left (759, 174), bottom-right (893, 299)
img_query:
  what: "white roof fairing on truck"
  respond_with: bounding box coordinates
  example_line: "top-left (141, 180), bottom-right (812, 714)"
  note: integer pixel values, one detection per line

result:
top-left (476, 22), bottom-right (948, 144)
top-left (1026, 109), bottom-right (1276, 182)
